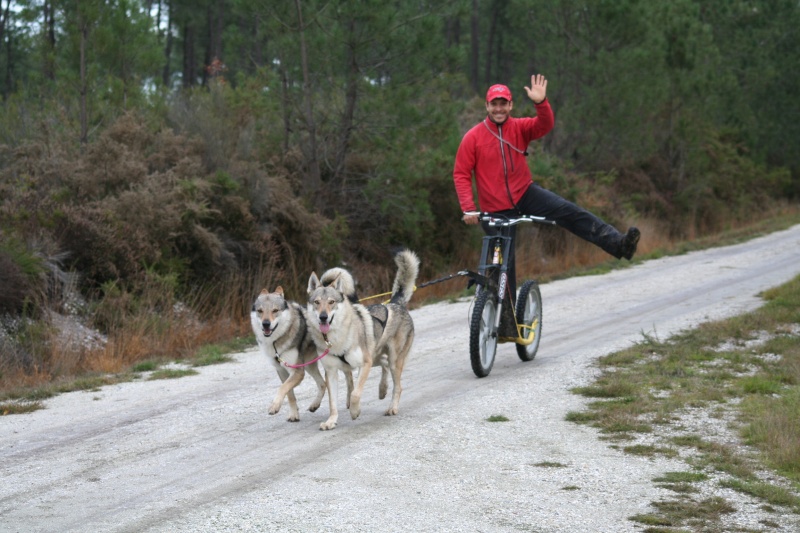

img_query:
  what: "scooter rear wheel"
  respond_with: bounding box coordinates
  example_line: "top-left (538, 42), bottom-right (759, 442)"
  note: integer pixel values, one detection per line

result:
top-left (515, 280), bottom-right (543, 362)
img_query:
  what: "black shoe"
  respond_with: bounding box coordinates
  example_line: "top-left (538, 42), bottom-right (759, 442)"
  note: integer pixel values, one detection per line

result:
top-left (619, 227), bottom-right (640, 260)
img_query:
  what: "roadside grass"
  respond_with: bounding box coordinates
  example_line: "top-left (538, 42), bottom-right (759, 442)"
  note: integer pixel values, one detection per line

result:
top-left (192, 337), bottom-right (252, 366)
top-left (567, 274), bottom-right (800, 530)
top-left (148, 368), bottom-right (199, 380)
top-left (653, 471), bottom-right (708, 496)
top-left (630, 496), bottom-right (736, 531)
top-left (0, 337), bottom-right (253, 415)
top-left (533, 461), bottom-right (568, 468)
top-left (1, 401), bottom-right (44, 415)
top-left (132, 360), bottom-right (159, 372)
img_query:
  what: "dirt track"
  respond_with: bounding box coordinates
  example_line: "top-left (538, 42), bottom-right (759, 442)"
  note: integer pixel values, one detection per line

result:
top-left (2, 225), bottom-right (800, 533)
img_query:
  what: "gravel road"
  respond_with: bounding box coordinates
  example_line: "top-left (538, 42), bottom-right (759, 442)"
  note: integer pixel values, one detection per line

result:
top-left (3, 225), bottom-right (800, 533)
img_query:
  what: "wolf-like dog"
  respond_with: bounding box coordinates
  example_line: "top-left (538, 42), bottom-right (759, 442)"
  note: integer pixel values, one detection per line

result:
top-left (251, 287), bottom-right (326, 422)
top-left (307, 250), bottom-right (420, 430)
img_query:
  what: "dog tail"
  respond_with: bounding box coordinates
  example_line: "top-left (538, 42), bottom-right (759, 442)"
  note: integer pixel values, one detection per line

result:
top-left (319, 267), bottom-right (359, 303)
top-left (389, 249), bottom-right (420, 306)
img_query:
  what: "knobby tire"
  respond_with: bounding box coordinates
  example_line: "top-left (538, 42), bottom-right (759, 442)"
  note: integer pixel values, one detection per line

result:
top-left (515, 280), bottom-right (543, 362)
top-left (469, 288), bottom-right (498, 378)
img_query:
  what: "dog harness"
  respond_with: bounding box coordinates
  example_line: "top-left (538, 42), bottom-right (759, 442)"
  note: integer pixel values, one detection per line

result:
top-left (318, 333), bottom-right (352, 366)
top-left (370, 305), bottom-right (388, 330)
top-left (273, 339), bottom-right (330, 369)
top-left (331, 353), bottom-right (350, 366)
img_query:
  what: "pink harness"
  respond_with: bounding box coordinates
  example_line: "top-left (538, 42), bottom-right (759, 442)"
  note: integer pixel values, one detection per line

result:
top-left (274, 335), bottom-right (332, 368)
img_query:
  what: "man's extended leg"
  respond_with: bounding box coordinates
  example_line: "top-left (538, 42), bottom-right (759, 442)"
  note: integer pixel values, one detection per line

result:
top-left (516, 184), bottom-right (638, 260)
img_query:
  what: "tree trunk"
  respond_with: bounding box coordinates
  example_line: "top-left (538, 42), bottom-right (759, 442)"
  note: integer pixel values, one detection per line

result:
top-left (182, 22), bottom-right (195, 87)
top-left (1, 0), bottom-right (9, 99)
top-left (162, 0), bottom-right (173, 86)
top-left (279, 51), bottom-right (290, 152)
top-left (202, 6), bottom-right (211, 86)
top-left (446, 14), bottom-right (461, 48)
top-left (470, 0), bottom-right (479, 94)
top-left (294, 0), bottom-right (321, 195)
top-left (253, 16), bottom-right (263, 67)
top-left (2, 0), bottom-right (11, 101)
top-left (333, 17), bottom-right (358, 187)
top-left (0, 0), bottom-right (9, 51)
top-left (79, 16), bottom-right (88, 145)
top-left (202, 0), bottom-right (225, 86)
top-left (43, 1), bottom-right (56, 82)
top-left (214, 0), bottom-right (224, 60)
top-left (484, 2), bottom-right (498, 86)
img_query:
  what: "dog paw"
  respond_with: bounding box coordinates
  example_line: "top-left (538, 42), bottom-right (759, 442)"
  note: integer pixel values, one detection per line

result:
top-left (349, 398), bottom-right (361, 420)
top-left (320, 420), bottom-right (337, 431)
top-left (307, 402), bottom-right (320, 413)
top-left (384, 407), bottom-right (398, 416)
top-left (378, 384), bottom-right (388, 400)
top-left (287, 415), bottom-right (300, 422)
top-left (268, 403), bottom-right (281, 415)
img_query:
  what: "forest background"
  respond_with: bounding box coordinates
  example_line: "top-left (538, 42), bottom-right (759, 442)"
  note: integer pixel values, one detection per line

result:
top-left (0, 0), bottom-right (798, 388)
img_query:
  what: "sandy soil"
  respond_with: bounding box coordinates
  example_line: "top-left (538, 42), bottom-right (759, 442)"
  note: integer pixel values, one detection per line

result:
top-left (2, 225), bottom-right (800, 533)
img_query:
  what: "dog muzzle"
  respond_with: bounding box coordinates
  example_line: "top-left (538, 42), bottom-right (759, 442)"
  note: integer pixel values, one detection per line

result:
top-left (318, 314), bottom-right (333, 335)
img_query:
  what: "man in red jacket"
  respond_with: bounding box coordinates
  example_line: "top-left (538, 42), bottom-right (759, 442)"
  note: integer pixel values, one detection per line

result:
top-left (453, 74), bottom-right (640, 291)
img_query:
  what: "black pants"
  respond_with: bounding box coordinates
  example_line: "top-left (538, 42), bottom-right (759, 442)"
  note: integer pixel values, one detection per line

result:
top-left (482, 183), bottom-right (624, 295)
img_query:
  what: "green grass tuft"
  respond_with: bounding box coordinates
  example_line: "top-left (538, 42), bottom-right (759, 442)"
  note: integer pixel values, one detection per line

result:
top-left (148, 368), bottom-right (198, 380)
top-left (533, 461), bottom-right (567, 468)
top-left (720, 478), bottom-right (800, 511)
top-left (132, 361), bottom-right (159, 372)
top-left (653, 471), bottom-right (709, 484)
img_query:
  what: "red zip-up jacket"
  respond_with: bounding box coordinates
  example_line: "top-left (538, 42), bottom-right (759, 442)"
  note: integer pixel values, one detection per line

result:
top-left (453, 100), bottom-right (554, 213)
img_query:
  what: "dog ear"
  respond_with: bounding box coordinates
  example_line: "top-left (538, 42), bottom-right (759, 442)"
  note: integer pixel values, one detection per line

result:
top-left (259, 288), bottom-right (269, 295)
top-left (274, 286), bottom-right (284, 297)
top-left (307, 272), bottom-right (320, 294)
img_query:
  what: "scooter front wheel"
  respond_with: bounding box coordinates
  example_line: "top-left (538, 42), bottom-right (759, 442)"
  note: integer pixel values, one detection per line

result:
top-left (515, 280), bottom-right (543, 362)
top-left (469, 289), bottom-right (498, 377)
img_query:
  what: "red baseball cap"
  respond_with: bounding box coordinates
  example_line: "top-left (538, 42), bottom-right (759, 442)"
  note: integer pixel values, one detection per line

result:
top-left (486, 84), bottom-right (512, 102)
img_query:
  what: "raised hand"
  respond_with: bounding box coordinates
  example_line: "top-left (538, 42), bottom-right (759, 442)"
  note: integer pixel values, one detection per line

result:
top-left (524, 74), bottom-right (547, 104)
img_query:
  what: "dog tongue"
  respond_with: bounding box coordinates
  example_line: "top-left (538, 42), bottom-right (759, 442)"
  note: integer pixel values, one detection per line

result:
top-left (319, 323), bottom-right (330, 334)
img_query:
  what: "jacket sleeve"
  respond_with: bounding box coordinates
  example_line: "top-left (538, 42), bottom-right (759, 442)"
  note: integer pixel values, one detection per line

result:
top-left (453, 131), bottom-right (478, 213)
top-left (524, 99), bottom-right (555, 142)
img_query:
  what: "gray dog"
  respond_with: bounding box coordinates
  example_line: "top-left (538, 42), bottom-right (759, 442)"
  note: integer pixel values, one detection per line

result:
top-left (251, 287), bottom-right (326, 422)
top-left (307, 250), bottom-right (420, 430)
